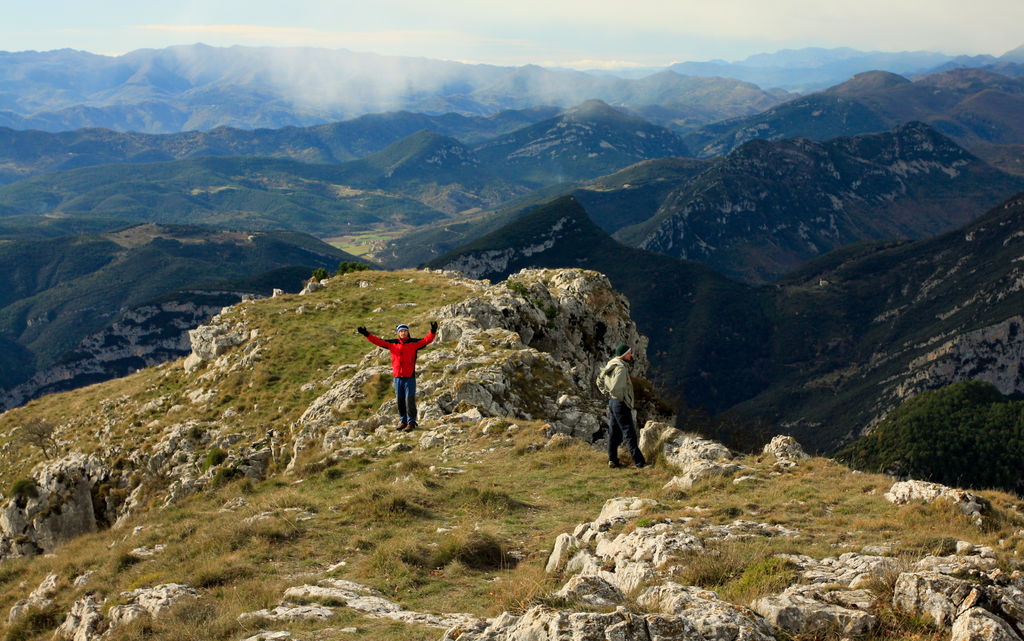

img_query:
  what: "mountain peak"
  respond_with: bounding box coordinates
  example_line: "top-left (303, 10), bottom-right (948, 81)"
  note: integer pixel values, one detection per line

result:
top-left (561, 99), bottom-right (635, 124)
top-left (825, 70), bottom-right (910, 94)
top-left (363, 129), bottom-right (478, 173)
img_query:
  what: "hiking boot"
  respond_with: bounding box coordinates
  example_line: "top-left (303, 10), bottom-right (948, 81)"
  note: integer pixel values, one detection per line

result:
top-left (398, 422), bottom-right (408, 431)
top-left (406, 423), bottom-right (417, 431)
top-left (608, 460), bottom-right (621, 469)
top-left (635, 462), bottom-right (647, 469)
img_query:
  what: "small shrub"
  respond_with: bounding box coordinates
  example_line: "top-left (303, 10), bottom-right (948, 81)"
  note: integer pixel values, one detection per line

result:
top-left (14, 417), bottom-right (60, 458)
top-left (114, 551), bottom-right (143, 573)
top-left (489, 562), bottom-right (553, 615)
top-left (337, 261), bottom-right (371, 276)
top-left (311, 267), bottom-right (328, 281)
top-left (675, 542), bottom-right (759, 590)
top-left (507, 281), bottom-right (530, 298)
top-left (9, 478), bottom-right (39, 500)
top-left (210, 466), bottom-right (240, 488)
top-left (727, 556), bottom-right (798, 603)
top-left (202, 448), bottom-right (228, 472)
top-left (349, 486), bottom-right (429, 523)
top-left (434, 531), bottom-right (512, 570)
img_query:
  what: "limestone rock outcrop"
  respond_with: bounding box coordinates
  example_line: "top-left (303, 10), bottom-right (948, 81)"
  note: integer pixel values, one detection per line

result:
top-left (0, 453), bottom-right (114, 560)
top-left (885, 479), bottom-right (991, 525)
top-left (295, 269), bottom-right (663, 464)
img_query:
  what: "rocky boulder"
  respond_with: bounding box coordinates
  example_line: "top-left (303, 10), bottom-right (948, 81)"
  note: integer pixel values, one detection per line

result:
top-left (660, 433), bottom-right (748, 490)
top-left (0, 453), bottom-right (114, 560)
top-left (885, 480), bottom-right (990, 525)
top-left (183, 317), bottom-right (254, 373)
top-left (107, 583), bottom-right (200, 628)
top-left (752, 585), bottom-right (878, 637)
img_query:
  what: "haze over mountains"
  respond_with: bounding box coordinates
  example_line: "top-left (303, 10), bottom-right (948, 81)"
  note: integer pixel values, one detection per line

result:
top-left (2, 44), bottom-right (1022, 134)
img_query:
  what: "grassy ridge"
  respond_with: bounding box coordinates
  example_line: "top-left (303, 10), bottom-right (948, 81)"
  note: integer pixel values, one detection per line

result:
top-left (2, 268), bottom-right (1024, 641)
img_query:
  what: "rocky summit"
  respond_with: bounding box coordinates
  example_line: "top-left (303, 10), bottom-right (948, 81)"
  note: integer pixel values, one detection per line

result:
top-left (2, 268), bottom-right (1024, 641)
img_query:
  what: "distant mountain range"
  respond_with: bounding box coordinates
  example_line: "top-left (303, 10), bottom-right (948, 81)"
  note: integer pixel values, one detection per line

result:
top-left (0, 224), bottom-right (357, 410)
top-left (668, 46), bottom-right (1024, 92)
top-left (683, 68), bottom-right (1024, 174)
top-left (3, 44), bottom-right (1022, 135)
top-left (629, 122), bottom-right (1024, 282)
top-left (429, 191), bottom-right (1024, 453)
top-left (0, 45), bottom-right (787, 134)
top-left (0, 101), bottom-right (696, 237)
top-left (0, 106), bottom-right (562, 185)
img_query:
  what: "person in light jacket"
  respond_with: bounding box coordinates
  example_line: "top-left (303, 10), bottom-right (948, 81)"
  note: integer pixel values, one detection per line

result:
top-left (357, 322), bottom-right (436, 431)
top-left (596, 343), bottom-right (647, 469)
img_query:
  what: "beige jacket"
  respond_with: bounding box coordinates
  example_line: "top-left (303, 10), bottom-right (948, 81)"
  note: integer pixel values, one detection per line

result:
top-left (597, 357), bottom-right (634, 409)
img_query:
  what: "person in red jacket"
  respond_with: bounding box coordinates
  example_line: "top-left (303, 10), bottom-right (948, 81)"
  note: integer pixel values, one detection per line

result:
top-left (357, 321), bottom-right (437, 431)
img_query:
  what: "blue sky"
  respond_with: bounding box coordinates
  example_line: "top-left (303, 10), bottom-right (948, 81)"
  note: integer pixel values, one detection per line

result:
top-left (4, 0), bottom-right (1023, 69)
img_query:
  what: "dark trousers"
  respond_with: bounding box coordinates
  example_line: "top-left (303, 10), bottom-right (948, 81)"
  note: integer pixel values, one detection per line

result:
top-left (608, 399), bottom-right (645, 466)
top-left (394, 377), bottom-right (417, 425)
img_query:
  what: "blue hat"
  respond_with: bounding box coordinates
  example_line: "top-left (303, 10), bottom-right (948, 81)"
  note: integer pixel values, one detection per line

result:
top-left (396, 324), bottom-right (410, 333)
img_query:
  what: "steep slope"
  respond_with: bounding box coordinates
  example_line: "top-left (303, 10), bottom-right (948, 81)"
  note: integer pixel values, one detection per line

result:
top-left (430, 191), bottom-right (1024, 454)
top-left (472, 100), bottom-right (691, 186)
top-left (0, 224), bottom-right (358, 408)
top-left (632, 122), bottom-right (1024, 283)
top-left (373, 156), bottom-right (713, 268)
top-left (730, 190), bottom-right (1024, 451)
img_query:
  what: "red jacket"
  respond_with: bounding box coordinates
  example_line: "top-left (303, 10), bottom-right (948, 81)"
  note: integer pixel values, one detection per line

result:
top-left (365, 331), bottom-right (436, 377)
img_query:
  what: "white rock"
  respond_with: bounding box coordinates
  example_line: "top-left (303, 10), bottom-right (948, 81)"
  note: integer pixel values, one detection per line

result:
top-left (54, 594), bottom-right (104, 641)
top-left (951, 607), bottom-right (1023, 641)
top-left (762, 435), bottom-right (809, 461)
top-left (238, 604), bottom-right (334, 623)
top-left (752, 585), bottom-right (877, 637)
top-left (553, 575), bottom-right (626, 608)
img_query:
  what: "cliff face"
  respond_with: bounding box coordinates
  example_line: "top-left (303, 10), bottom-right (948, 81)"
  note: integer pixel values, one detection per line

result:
top-left (0, 295), bottom-right (243, 412)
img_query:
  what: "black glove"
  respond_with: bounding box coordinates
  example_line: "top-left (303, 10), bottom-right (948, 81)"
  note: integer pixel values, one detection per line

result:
top-left (357, 326), bottom-right (369, 336)
top-left (430, 321), bottom-right (438, 334)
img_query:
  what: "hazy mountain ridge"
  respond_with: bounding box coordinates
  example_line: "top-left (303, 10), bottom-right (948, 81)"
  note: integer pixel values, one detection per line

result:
top-left (0, 101), bottom-right (694, 236)
top-left (669, 45), bottom-right (1023, 91)
top-left (0, 45), bottom-right (789, 134)
top-left (683, 68), bottom-right (1024, 169)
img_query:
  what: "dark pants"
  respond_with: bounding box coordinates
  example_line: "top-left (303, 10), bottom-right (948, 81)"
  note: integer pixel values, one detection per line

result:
top-left (608, 399), bottom-right (645, 466)
top-left (394, 376), bottom-right (417, 426)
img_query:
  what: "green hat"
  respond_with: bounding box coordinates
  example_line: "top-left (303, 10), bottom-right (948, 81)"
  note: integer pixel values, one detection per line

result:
top-left (615, 344), bottom-right (631, 357)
